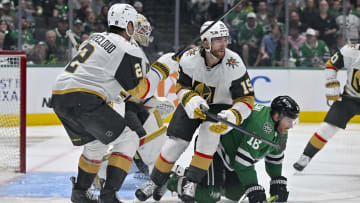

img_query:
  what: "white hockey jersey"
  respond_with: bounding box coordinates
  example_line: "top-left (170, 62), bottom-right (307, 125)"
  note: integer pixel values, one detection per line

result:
top-left (176, 47), bottom-right (254, 106)
top-left (52, 32), bottom-right (150, 103)
top-left (326, 44), bottom-right (360, 98)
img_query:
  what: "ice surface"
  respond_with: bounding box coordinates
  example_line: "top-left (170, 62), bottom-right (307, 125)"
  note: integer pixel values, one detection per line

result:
top-left (0, 124), bottom-right (359, 203)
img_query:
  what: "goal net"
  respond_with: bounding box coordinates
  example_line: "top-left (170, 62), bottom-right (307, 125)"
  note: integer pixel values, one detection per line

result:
top-left (0, 52), bottom-right (26, 173)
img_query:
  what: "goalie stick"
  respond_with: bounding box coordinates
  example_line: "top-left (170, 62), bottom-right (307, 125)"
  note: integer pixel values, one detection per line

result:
top-left (200, 105), bottom-right (285, 150)
top-left (172, 0), bottom-right (245, 60)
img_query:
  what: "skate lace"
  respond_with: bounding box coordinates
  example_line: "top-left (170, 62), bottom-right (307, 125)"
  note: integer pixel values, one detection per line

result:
top-left (298, 155), bottom-right (310, 166)
top-left (86, 190), bottom-right (99, 201)
top-left (142, 181), bottom-right (156, 195)
top-left (183, 182), bottom-right (196, 197)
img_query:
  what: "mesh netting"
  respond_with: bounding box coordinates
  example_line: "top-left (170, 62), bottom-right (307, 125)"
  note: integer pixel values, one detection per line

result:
top-left (0, 55), bottom-right (21, 171)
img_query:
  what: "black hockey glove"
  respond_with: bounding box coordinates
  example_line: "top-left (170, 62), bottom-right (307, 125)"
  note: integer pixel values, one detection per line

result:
top-left (246, 184), bottom-right (267, 203)
top-left (270, 176), bottom-right (289, 202)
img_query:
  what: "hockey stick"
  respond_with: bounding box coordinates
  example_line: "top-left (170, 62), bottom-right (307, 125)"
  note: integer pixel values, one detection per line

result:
top-left (139, 125), bottom-right (167, 146)
top-left (200, 105), bottom-right (284, 150)
top-left (172, 0), bottom-right (245, 60)
top-left (238, 194), bottom-right (279, 203)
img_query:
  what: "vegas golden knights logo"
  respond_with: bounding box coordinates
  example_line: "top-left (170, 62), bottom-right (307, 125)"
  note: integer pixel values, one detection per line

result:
top-left (193, 80), bottom-right (216, 104)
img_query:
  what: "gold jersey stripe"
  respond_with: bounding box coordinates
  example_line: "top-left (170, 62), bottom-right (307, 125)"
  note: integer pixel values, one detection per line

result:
top-left (128, 78), bottom-right (149, 99)
top-left (108, 153), bottom-right (132, 173)
top-left (190, 153), bottom-right (213, 170)
top-left (52, 88), bottom-right (106, 100)
top-left (175, 83), bottom-right (192, 94)
top-left (233, 96), bottom-right (255, 108)
top-left (78, 156), bottom-right (101, 174)
top-left (325, 60), bottom-right (339, 70)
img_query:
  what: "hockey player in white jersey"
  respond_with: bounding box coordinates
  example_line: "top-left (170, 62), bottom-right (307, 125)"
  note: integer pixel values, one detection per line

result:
top-left (93, 14), bottom-right (174, 187)
top-left (49, 4), bottom-right (178, 203)
top-left (294, 44), bottom-right (360, 172)
top-left (135, 20), bottom-right (254, 203)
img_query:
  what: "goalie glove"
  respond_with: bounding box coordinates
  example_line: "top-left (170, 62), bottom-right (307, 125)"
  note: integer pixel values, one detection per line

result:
top-left (270, 176), bottom-right (289, 202)
top-left (143, 96), bottom-right (175, 119)
top-left (182, 91), bottom-right (209, 120)
top-left (209, 108), bottom-right (242, 134)
top-left (246, 184), bottom-right (267, 203)
top-left (151, 52), bottom-right (179, 80)
top-left (325, 79), bottom-right (340, 101)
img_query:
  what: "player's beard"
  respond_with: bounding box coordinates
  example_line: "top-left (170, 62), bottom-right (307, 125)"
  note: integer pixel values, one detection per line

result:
top-left (211, 49), bottom-right (225, 59)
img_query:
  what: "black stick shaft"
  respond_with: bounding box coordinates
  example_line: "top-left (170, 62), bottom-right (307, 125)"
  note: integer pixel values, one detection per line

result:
top-left (201, 106), bottom-right (283, 150)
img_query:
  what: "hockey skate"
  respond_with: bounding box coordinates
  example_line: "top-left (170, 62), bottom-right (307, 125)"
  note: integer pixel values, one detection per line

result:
top-left (135, 180), bottom-right (167, 201)
top-left (70, 176), bottom-right (99, 203)
top-left (179, 178), bottom-right (197, 203)
top-left (99, 189), bottom-right (123, 203)
top-left (293, 154), bottom-right (311, 171)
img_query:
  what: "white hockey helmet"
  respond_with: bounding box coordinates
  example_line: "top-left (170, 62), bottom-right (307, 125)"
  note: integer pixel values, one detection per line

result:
top-left (200, 21), bottom-right (229, 42)
top-left (108, 3), bottom-right (139, 37)
top-left (134, 14), bottom-right (152, 47)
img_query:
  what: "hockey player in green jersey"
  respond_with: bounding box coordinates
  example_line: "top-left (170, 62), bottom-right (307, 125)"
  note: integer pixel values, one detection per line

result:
top-left (167, 96), bottom-right (300, 203)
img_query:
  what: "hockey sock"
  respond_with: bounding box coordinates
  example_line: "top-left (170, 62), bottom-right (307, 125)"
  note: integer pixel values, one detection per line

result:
top-left (77, 154), bottom-right (101, 190)
top-left (151, 153), bottom-right (174, 185)
top-left (186, 151), bottom-right (213, 183)
top-left (104, 152), bottom-right (132, 190)
top-left (305, 132), bottom-right (327, 158)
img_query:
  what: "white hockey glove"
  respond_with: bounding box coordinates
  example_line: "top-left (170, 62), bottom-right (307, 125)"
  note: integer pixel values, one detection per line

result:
top-left (325, 79), bottom-right (340, 101)
top-left (183, 94), bottom-right (209, 120)
top-left (209, 109), bottom-right (242, 135)
top-left (143, 96), bottom-right (175, 119)
top-left (151, 52), bottom-right (179, 80)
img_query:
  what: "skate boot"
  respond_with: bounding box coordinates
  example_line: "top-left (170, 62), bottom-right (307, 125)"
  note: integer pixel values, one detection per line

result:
top-left (293, 154), bottom-right (311, 171)
top-left (153, 181), bottom-right (168, 201)
top-left (99, 188), bottom-right (123, 203)
top-left (70, 176), bottom-right (99, 203)
top-left (179, 178), bottom-right (197, 203)
top-left (135, 180), bottom-right (167, 201)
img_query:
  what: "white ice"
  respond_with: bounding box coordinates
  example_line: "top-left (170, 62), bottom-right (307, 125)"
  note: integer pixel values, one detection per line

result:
top-left (0, 123), bottom-right (359, 203)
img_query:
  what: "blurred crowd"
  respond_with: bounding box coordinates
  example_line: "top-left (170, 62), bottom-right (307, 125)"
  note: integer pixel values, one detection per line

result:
top-left (0, 0), bottom-right (359, 67)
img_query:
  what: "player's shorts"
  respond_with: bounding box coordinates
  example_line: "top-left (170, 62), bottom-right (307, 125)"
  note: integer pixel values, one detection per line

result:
top-left (50, 92), bottom-right (126, 146)
top-left (167, 104), bottom-right (231, 142)
top-left (324, 95), bottom-right (360, 129)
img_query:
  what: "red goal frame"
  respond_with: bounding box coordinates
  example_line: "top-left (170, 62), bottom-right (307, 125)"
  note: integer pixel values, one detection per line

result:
top-left (0, 51), bottom-right (26, 173)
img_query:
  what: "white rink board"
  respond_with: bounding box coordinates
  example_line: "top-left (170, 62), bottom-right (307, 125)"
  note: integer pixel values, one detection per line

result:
top-left (24, 67), bottom-right (348, 114)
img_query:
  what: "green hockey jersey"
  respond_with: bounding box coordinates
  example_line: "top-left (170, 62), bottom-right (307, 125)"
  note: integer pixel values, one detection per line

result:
top-left (217, 103), bottom-right (287, 187)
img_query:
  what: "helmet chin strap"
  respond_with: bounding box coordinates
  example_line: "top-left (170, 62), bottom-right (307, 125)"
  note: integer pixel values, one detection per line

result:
top-left (205, 41), bottom-right (220, 60)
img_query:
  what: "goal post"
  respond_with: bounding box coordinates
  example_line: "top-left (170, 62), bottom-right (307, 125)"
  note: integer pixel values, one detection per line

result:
top-left (0, 51), bottom-right (26, 173)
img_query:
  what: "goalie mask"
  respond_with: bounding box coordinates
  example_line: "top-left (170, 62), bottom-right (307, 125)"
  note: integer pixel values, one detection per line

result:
top-left (108, 3), bottom-right (138, 38)
top-left (134, 14), bottom-right (152, 47)
top-left (200, 21), bottom-right (229, 52)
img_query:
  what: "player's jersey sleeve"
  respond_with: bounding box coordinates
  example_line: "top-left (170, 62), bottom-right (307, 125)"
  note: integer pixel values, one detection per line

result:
top-left (106, 37), bottom-right (150, 99)
top-left (265, 148), bottom-right (285, 178)
top-left (325, 44), bottom-right (359, 71)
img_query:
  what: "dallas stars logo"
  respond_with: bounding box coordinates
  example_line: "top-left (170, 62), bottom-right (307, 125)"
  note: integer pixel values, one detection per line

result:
top-left (226, 57), bottom-right (239, 69)
top-left (263, 122), bottom-right (273, 134)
